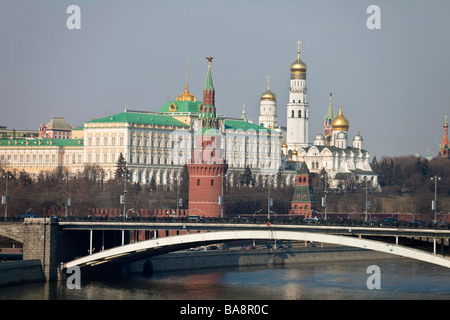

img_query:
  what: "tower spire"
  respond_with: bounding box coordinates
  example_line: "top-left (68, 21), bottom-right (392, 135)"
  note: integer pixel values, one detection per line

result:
top-left (203, 56), bottom-right (215, 106)
top-left (439, 115), bottom-right (450, 158)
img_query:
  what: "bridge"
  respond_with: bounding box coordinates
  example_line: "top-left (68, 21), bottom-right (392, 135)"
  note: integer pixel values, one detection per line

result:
top-left (1, 218), bottom-right (450, 281)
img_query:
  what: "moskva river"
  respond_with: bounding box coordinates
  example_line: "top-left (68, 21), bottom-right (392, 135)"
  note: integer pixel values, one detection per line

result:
top-left (1, 258), bottom-right (450, 300)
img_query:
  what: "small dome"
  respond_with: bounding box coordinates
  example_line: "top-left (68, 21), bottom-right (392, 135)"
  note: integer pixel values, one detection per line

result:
top-left (281, 141), bottom-right (287, 149)
top-left (261, 76), bottom-right (276, 101)
top-left (314, 132), bottom-right (325, 141)
top-left (261, 89), bottom-right (277, 101)
top-left (336, 131), bottom-right (347, 139)
top-left (292, 149), bottom-right (298, 156)
top-left (353, 132), bottom-right (363, 141)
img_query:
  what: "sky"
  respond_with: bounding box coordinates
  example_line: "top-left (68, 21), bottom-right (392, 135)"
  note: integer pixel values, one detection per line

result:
top-left (1, 0), bottom-right (449, 159)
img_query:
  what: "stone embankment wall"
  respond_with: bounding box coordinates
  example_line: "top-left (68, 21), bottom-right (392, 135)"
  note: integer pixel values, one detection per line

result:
top-left (130, 246), bottom-right (399, 275)
top-left (0, 260), bottom-right (44, 286)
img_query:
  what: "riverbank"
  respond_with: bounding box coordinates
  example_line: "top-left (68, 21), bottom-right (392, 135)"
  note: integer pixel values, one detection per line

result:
top-left (131, 244), bottom-right (403, 276)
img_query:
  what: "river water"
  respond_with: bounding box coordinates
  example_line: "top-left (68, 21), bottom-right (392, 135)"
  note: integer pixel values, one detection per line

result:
top-left (1, 257), bottom-right (450, 300)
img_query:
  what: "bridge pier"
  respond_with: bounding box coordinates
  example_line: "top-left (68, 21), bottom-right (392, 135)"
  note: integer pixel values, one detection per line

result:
top-left (22, 217), bottom-right (59, 281)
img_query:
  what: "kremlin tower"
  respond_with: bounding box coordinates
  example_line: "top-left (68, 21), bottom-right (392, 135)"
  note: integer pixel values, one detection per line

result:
top-left (439, 115), bottom-right (450, 158)
top-left (187, 57), bottom-right (228, 218)
top-left (289, 162), bottom-right (316, 217)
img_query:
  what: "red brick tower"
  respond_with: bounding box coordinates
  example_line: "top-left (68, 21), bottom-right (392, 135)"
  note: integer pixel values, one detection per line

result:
top-left (188, 57), bottom-right (228, 218)
top-left (439, 115), bottom-right (450, 159)
top-left (289, 162), bottom-right (317, 218)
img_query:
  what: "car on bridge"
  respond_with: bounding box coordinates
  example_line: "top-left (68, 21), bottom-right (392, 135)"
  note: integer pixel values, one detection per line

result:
top-left (410, 220), bottom-right (428, 228)
top-left (381, 218), bottom-right (398, 226)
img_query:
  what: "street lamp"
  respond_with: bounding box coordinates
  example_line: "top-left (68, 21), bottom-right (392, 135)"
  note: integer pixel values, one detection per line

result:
top-left (175, 176), bottom-right (183, 218)
top-left (431, 175), bottom-right (441, 223)
top-left (267, 175), bottom-right (274, 221)
top-left (363, 176), bottom-right (368, 222)
top-left (2, 173), bottom-right (12, 219)
top-left (63, 174), bottom-right (70, 218)
top-left (322, 169), bottom-right (328, 221)
top-left (218, 172), bottom-right (228, 219)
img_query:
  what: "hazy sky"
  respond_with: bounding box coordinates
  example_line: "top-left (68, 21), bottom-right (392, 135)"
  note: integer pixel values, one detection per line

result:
top-left (1, 0), bottom-right (449, 158)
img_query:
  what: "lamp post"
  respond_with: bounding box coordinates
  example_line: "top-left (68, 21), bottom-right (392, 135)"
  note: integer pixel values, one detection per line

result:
top-left (218, 172), bottom-right (228, 219)
top-left (2, 173), bottom-right (12, 219)
top-left (267, 175), bottom-right (274, 221)
top-left (175, 176), bottom-right (183, 218)
top-left (63, 174), bottom-right (70, 218)
top-left (431, 175), bottom-right (441, 223)
top-left (322, 169), bottom-right (328, 221)
top-left (363, 176), bottom-right (368, 222)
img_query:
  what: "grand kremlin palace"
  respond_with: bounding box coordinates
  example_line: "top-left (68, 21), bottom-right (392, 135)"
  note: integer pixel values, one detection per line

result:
top-left (0, 44), bottom-right (378, 190)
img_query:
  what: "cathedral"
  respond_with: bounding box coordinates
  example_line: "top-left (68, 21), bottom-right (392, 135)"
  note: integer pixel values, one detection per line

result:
top-left (258, 42), bottom-right (379, 190)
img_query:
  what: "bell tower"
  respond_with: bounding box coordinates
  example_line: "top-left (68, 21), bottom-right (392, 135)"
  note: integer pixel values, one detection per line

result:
top-left (286, 41), bottom-right (309, 152)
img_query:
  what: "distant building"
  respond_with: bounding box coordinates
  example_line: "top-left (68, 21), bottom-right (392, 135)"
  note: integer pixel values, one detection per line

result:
top-left (0, 126), bottom-right (38, 140)
top-left (39, 117), bottom-right (72, 139)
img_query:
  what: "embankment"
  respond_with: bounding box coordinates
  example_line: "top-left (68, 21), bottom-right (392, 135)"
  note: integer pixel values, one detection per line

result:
top-left (131, 245), bottom-right (402, 275)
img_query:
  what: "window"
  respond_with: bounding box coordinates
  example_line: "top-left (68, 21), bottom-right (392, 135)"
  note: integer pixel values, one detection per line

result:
top-left (211, 179), bottom-right (214, 186)
top-left (197, 179), bottom-right (200, 186)
top-left (291, 110), bottom-right (294, 118)
top-left (298, 110), bottom-right (302, 118)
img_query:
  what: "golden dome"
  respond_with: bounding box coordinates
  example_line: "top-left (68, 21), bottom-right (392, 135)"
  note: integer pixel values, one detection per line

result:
top-left (261, 75), bottom-right (276, 101)
top-left (290, 55), bottom-right (307, 73)
top-left (261, 89), bottom-right (276, 101)
top-left (292, 149), bottom-right (298, 156)
top-left (281, 141), bottom-right (287, 149)
top-left (332, 105), bottom-right (349, 131)
top-left (290, 42), bottom-right (307, 73)
top-left (176, 82), bottom-right (197, 102)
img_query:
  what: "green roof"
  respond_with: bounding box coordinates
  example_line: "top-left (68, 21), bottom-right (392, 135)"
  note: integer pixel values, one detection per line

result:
top-left (0, 139), bottom-right (84, 147)
top-left (224, 119), bottom-right (271, 132)
top-left (158, 101), bottom-right (202, 114)
top-left (204, 63), bottom-right (214, 91)
top-left (87, 111), bottom-right (189, 127)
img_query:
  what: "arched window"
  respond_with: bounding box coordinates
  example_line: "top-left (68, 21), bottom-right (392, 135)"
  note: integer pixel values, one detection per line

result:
top-left (298, 110), bottom-right (302, 118)
top-left (303, 177), bottom-right (306, 182)
top-left (197, 179), bottom-right (200, 186)
top-left (291, 110), bottom-right (295, 118)
top-left (305, 205), bottom-right (308, 210)
top-left (211, 179), bottom-right (214, 186)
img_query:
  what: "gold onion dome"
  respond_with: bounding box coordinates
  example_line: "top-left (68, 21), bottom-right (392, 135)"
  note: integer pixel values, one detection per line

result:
top-left (261, 76), bottom-right (276, 101)
top-left (281, 141), bottom-right (287, 148)
top-left (292, 149), bottom-right (298, 156)
top-left (332, 105), bottom-right (349, 131)
top-left (290, 42), bottom-right (307, 73)
top-left (261, 88), bottom-right (277, 101)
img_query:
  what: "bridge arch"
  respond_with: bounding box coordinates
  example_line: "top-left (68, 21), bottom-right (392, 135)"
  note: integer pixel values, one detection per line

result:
top-left (63, 230), bottom-right (450, 270)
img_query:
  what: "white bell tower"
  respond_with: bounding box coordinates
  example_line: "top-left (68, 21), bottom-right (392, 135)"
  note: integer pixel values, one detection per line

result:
top-left (286, 41), bottom-right (309, 151)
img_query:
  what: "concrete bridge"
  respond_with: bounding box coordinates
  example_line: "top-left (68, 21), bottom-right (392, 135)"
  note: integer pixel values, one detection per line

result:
top-left (1, 218), bottom-right (450, 281)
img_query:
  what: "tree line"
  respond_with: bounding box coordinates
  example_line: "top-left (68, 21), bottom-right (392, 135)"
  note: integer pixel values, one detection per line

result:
top-left (0, 154), bottom-right (448, 218)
